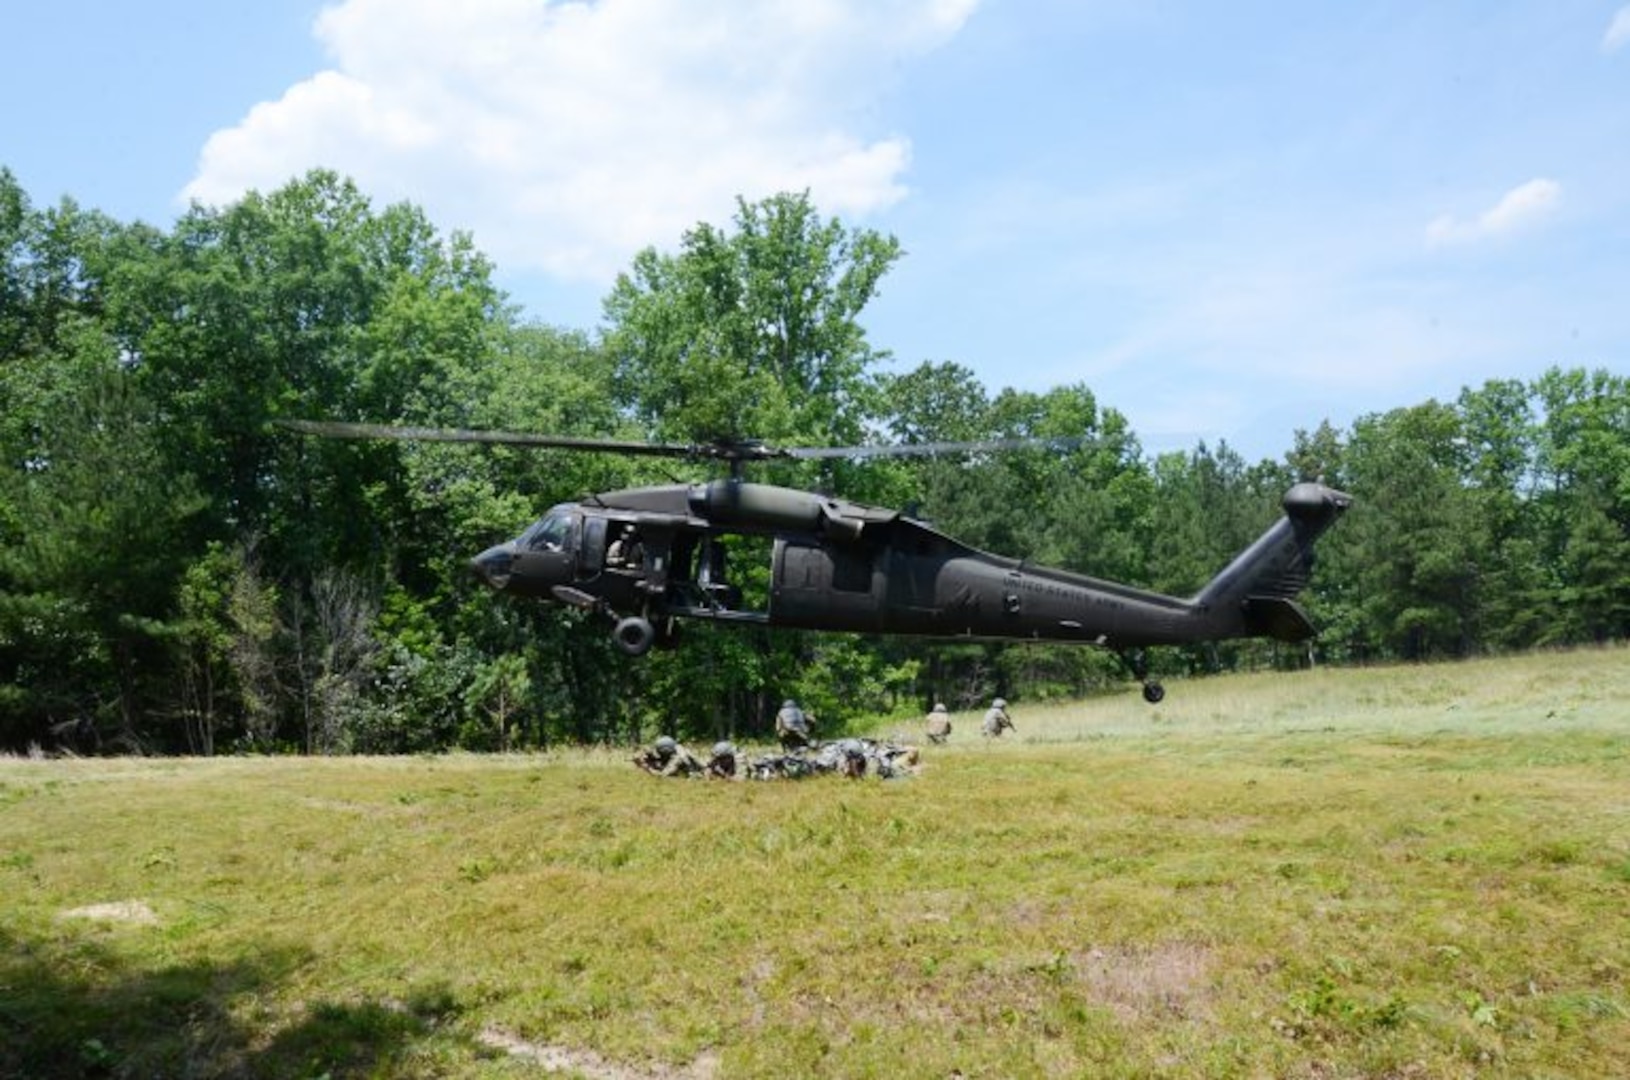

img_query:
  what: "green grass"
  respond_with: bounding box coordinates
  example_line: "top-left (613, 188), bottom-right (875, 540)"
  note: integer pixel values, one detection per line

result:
top-left (3, 646), bottom-right (1628, 1077)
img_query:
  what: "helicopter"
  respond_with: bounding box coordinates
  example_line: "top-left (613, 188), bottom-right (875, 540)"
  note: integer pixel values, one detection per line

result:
top-left (285, 421), bottom-right (1352, 703)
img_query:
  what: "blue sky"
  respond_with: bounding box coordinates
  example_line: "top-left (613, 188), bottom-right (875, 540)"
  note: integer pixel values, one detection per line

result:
top-left (5, 1), bottom-right (1628, 462)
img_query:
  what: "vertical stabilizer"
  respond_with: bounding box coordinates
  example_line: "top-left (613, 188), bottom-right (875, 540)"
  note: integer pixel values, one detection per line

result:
top-left (1194, 482), bottom-right (1352, 642)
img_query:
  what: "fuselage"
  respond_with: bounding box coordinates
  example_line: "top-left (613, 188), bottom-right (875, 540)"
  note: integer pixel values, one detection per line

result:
top-left (469, 479), bottom-right (1351, 651)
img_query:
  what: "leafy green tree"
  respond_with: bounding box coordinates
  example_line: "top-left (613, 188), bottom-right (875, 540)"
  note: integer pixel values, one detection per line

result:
top-left (108, 171), bottom-right (503, 580)
top-left (599, 192), bottom-right (905, 739)
top-left (290, 568), bottom-right (379, 754)
top-left (466, 653), bottom-right (532, 751)
top-left (1531, 367), bottom-right (1630, 643)
top-left (0, 170), bottom-right (24, 350)
top-left (929, 383), bottom-right (1148, 580)
top-left (175, 545), bottom-right (238, 755)
top-left (1556, 494), bottom-right (1630, 643)
top-left (0, 195), bottom-right (147, 746)
top-left (1455, 379), bottom-right (1549, 648)
top-left (0, 366), bottom-right (204, 750)
top-left (605, 191), bottom-right (900, 452)
top-left (1342, 403), bottom-right (1483, 660)
top-left (1286, 420), bottom-right (1347, 490)
top-left (1141, 442), bottom-right (1299, 673)
top-left (881, 360), bottom-right (990, 445)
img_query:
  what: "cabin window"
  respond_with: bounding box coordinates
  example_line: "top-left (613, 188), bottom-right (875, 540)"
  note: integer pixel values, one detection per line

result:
top-left (831, 549), bottom-right (873, 593)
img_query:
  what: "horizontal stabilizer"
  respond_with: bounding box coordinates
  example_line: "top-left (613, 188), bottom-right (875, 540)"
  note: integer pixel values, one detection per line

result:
top-left (1242, 596), bottom-right (1316, 642)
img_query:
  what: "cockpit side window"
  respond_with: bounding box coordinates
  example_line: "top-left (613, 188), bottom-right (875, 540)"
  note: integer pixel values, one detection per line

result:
top-left (521, 509), bottom-right (576, 552)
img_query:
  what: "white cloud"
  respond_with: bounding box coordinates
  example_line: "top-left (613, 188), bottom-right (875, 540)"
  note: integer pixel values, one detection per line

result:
top-left (183, 0), bottom-right (977, 281)
top-left (1604, 6), bottom-right (1630, 52)
top-left (1425, 178), bottom-right (1562, 247)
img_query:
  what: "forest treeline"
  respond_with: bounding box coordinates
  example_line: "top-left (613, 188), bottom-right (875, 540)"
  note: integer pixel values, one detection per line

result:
top-left (2, 168), bottom-right (1627, 754)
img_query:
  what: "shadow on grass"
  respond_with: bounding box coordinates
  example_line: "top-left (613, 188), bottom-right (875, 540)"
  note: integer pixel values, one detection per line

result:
top-left (0, 927), bottom-right (464, 1078)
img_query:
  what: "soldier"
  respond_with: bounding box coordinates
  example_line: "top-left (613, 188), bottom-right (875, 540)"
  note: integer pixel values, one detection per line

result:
top-left (747, 753), bottom-right (781, 781)
top-left (872, 740), bottom-right (922, 779)
top-left (925, 702), bottom-right (952, 744)
top-left (707, 740), bottom-right (741, 779)
top-left (774, 699), bottom-right (813, 750)
top-left (833, 738), bottom-right (869, 779)
top-left (749, 750), bottom-right (815, 780)
top-left (633, 735), bottom-right (703, 777)
top-left (981, 698), bottom-right (1015, 738)
top-left (606, 525), bottom-right (644, 569)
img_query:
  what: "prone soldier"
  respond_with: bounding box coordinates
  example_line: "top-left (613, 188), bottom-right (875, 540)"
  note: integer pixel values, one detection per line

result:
top-left (707, 740), bottom-right (742, 780)
top-left (633, 735), bottom-right (704, 777)
top-left (873, 740), bottom-right (921, 778)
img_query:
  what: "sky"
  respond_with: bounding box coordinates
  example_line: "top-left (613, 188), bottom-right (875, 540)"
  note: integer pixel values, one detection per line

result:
top-left (4, 0), bottom-right (1628, 462)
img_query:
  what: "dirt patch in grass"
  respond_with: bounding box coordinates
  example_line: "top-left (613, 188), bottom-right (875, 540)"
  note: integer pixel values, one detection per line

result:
top-left (478, 1028), bottom-right (719, 1079)
top-left (1073, 942), bottom-right (1216, 1023)
top-left (58, 900), bottom-right (159, 926)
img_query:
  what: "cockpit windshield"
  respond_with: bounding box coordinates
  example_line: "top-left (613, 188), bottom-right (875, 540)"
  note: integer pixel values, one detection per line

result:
top-left (518, 507), bottom-right (576, 552)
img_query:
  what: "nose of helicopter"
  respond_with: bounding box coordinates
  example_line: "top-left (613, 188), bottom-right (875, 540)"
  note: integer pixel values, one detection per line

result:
top-left (470, 542), bottom-right (515, 591)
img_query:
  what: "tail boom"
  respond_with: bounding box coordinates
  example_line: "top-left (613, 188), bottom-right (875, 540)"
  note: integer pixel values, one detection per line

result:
top-left (1192, 481), bottom-right (1351, 642)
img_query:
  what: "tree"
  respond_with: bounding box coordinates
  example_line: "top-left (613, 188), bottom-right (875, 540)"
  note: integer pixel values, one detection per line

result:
top-left (466, 653), bottom-right (531, 751)
top-left (600, 192), bottom-right (904, 739)
top-left (1341, 403), bottom-right (1482, 660)
top-left (291, 569), bottom-right (379, 754)
top-left (0, 182), bottom-right (206, 750)
top-left (1531, 367), bottom-right (1630, 644)
top-left (0, 366), bottom-right (204, 750)
top-left (604, 191), bottom-right (900, 452)
top-left (1455, 379), bottom-right (1548, 648)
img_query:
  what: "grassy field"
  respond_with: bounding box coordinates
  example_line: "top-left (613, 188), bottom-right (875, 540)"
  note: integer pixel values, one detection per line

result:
top-left (2, 648), bottom-right (1627, 1078)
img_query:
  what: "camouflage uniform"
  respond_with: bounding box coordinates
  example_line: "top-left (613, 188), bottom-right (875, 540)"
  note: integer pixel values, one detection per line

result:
top-left (871, 740), bottom-right (921, 779)
top-left (749, 751), bottom-right (816, 780)
top-left (707, 740), bottom-right (742, 780)
top-left (634, 736), bottom-right (703, 777)
top-left (774, 699), bottom-right (813, 750)
top-left (925, 703), bottom-right (952, 744)
top-left (833, 738), bottom-right (869, 778)
top-left (981, 698), bottom-right (1014, 738)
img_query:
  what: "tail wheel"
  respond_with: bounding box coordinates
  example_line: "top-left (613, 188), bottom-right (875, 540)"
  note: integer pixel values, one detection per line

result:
top-left (612, 616), bottom-right (656, 656)
top-left (1142, 681), bottom-right (1165, 705)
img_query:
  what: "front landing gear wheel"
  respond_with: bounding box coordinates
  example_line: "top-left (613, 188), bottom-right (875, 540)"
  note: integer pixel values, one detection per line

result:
top-left (1141, 681), bottom-right (1165, 705)
top-left (612, 616), bottom-right (656, 656)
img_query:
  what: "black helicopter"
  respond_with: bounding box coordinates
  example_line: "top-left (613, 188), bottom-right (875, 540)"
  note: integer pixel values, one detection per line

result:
top-left (286, 421), bottom-right (1352, 703)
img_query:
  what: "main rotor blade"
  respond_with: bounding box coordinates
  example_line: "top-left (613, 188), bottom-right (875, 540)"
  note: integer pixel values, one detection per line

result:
top-left (281, 421), bottom-right (1098, 463)
top-left (279, 420), bottom-right (700, 458)
top-left (788, 435), bottom-right (1098, 460)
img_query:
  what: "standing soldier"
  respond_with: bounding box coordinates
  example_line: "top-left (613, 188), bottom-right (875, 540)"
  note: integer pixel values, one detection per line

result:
top-left (774, 699), bottom-right (813, 750)
top-left (634, 735), bottom-right (704, 777)
top-left (925, 702), bottom-right (952, 744)
top-left (981, 698), bottom-right (1015, 739)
